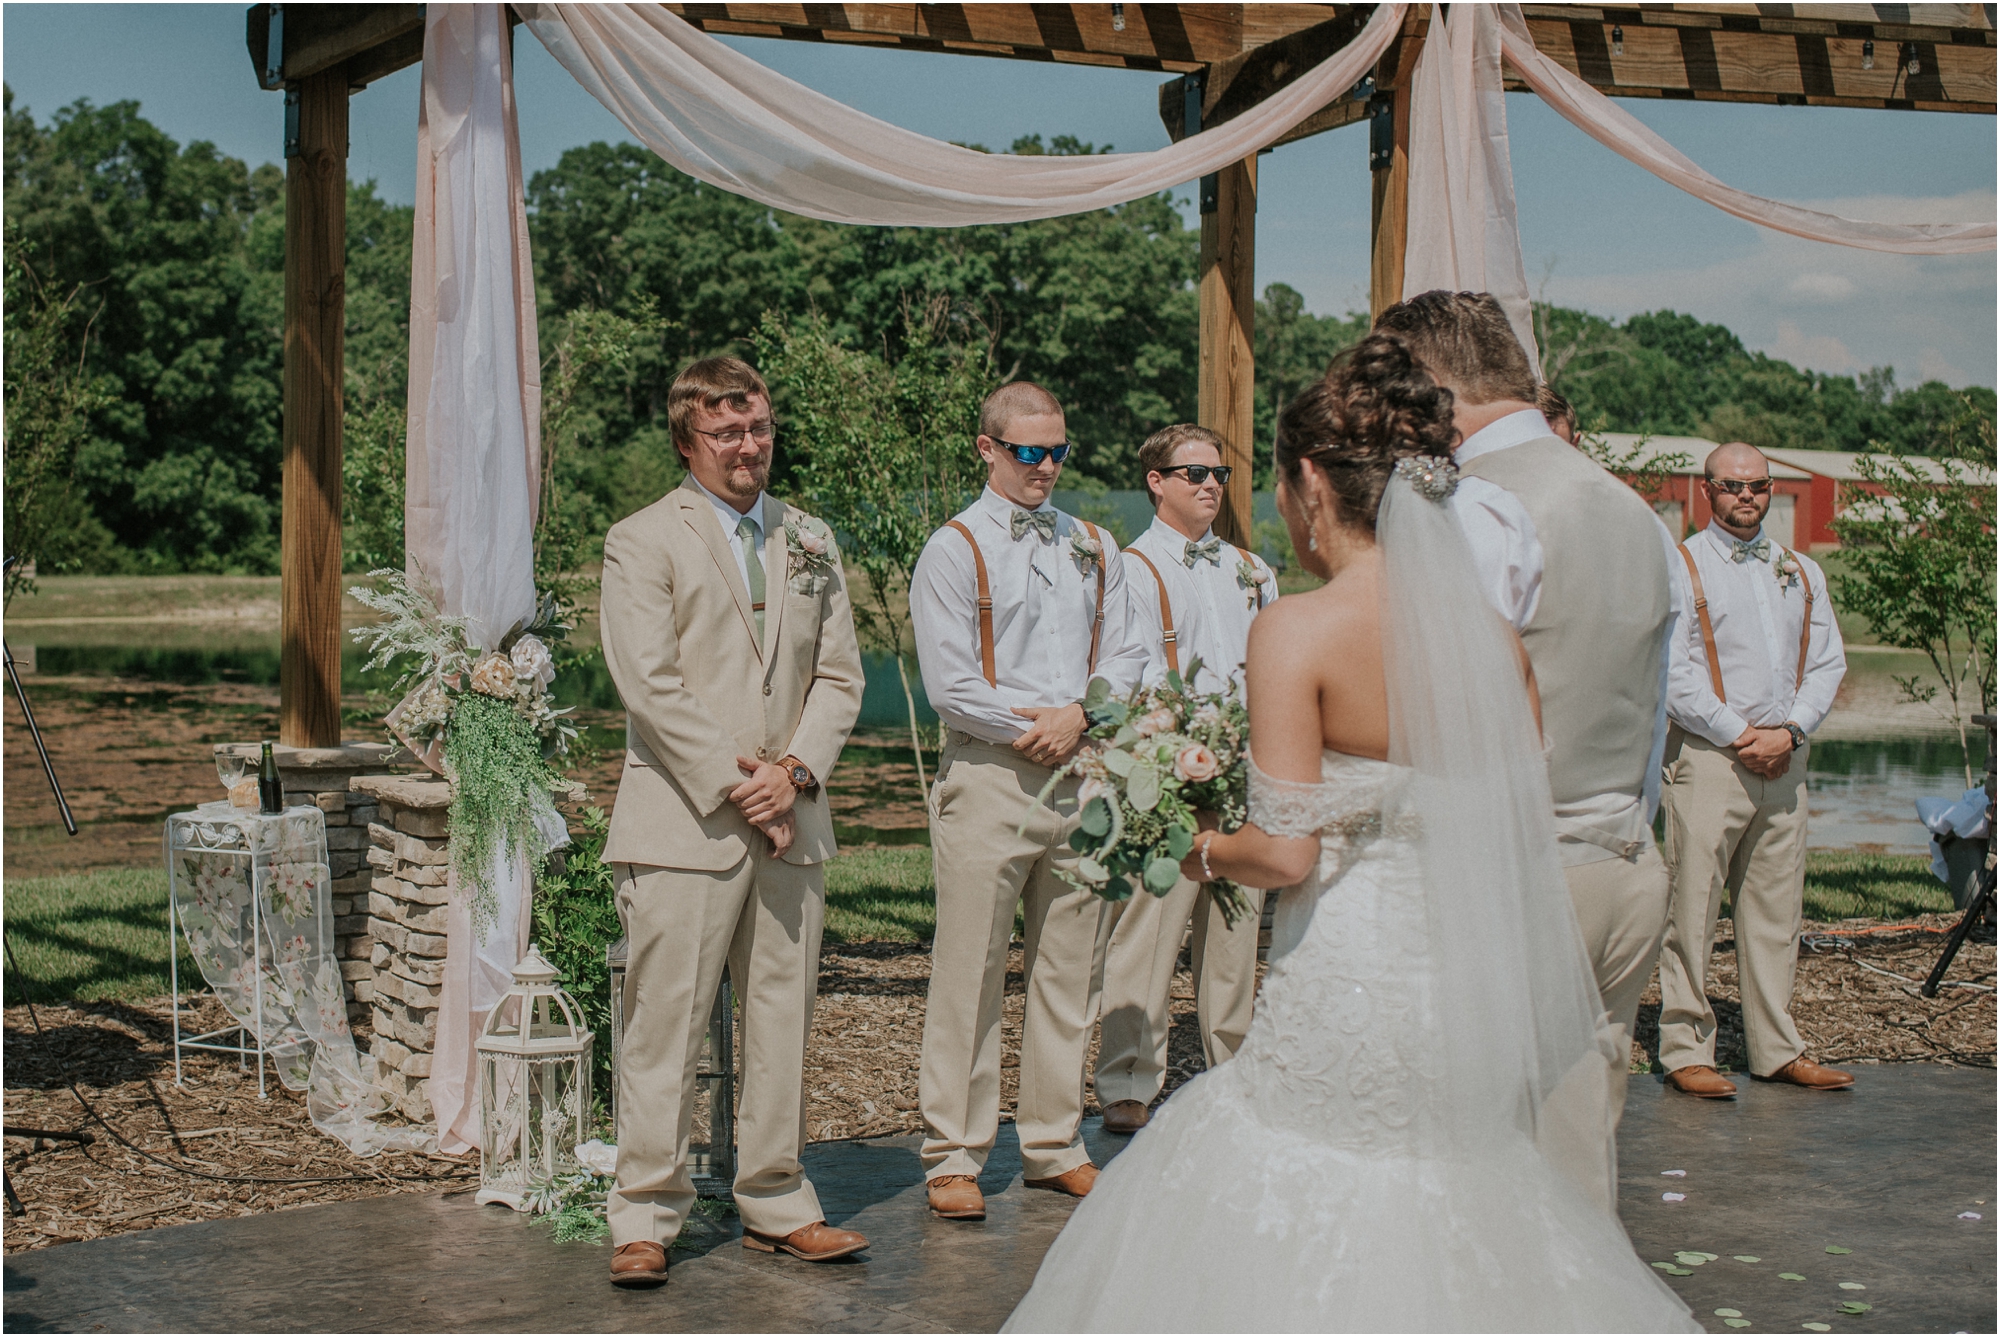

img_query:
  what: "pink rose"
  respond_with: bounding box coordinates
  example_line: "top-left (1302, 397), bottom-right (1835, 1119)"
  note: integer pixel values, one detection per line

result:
top-left (796, 525), bottom-right (829, 556)
top-left (1173, 743), bottom-right (1219, 783)
top-left (1133, 707), bottom-right (1177, 738)
top-left (469, 653), bottom-right (517, 699)
top-left (1077, 777), bottom-right (1106, 807)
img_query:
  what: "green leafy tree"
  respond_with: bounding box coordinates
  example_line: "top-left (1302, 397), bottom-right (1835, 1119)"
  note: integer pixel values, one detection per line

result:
top-left (1831, 396), bottom-right (1996, 785)
top-left (752, 299), bottom-right (994, 791)
top-left (2, 236), bottom-right (116, 602)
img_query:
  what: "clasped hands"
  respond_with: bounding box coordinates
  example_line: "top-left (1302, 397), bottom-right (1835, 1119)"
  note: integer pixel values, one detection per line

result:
top-left (1011, 702), bottom-right (1088, 767)
top-left (733, 757), bottom-right (797, 857)
top-left (1730, 726), bottom-right (1794, 780)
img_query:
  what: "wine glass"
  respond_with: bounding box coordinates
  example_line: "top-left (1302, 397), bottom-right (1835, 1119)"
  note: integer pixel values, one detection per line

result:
top-left (214, 747), bottom-right (248, 795)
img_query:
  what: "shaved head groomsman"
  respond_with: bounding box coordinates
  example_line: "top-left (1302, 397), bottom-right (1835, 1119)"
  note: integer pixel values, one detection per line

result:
top-left (1093, 424), bottom-right (1276, 1136)
top-left (909, 382), bottom-right (1147, 1221)
top-left (1655, 442), bottom-right (1850, 1098)
top-left (1376, 291), bottom-right (1680, 1213)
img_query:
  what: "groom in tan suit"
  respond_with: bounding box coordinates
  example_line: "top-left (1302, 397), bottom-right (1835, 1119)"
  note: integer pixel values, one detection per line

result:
top-left (599, 357), bottom-right (866, 1287)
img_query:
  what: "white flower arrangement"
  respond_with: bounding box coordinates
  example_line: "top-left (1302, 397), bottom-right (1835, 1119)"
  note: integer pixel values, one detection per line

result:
top-left (1774, 549), bottom-right (1803, 591)
top-left (784, 517), bottom-right (836, 592)
top-left (1069, 528), bottom-right (1104, 572)
top-left (1237, 557), bottom-right (1270, 609)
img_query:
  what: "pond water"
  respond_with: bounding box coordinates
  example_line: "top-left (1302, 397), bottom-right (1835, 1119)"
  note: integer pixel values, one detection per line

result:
top-left (13, 635), bottom-right (1981, 857)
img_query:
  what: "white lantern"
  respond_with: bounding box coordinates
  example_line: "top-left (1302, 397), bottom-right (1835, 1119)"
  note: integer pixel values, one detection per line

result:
top-left (475, 944), bottom-right (594, 1210)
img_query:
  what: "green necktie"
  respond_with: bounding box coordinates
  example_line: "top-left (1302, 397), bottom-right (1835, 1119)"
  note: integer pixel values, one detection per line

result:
top-left (736, 515), bottom-right (766, 641)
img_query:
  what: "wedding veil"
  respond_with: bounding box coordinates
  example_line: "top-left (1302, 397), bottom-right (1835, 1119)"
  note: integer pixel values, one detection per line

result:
top-left (1377, 460), bottom-right (1623, 1210)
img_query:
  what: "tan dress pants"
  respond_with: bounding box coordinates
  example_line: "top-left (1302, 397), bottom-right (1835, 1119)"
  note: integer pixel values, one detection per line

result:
top-left (1564, 840), bottom-right (1673, 1127)
top-left (1094, 874), bottom-right (1261, 1106)
top-left (919, 734), bottom-right (1108, 1182)
top-left (1657, 732), bottom-right (1811, 1077)
top-left (607, 851), bottom-right (825, 1247)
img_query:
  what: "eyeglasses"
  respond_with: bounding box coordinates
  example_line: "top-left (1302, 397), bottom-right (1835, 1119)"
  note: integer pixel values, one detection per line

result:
top-left (1156, 464), bottom-right (1232, 486)
top-left (1707, 477), bottom-right (1772, 496)
top-left (695, 422), bottom-right (777, 449)
top-left (996, 439), bottom-right (1073, 466)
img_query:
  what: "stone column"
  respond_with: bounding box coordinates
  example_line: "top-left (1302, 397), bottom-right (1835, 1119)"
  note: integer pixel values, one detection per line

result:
top-left (214, 742), bottom-right (408, 1023)
top-left (351, 774), bottom-right (452, 1122)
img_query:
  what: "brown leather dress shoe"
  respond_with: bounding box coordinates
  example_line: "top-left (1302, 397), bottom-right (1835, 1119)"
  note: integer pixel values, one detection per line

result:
top-left (609, 1240), bottom-right (669, 1288)
top-left (927, 1174), bottom-right (986, 1220)
top-left (1024, 1162), bottom-right (1099, 1197)
top-left (1100, 1099), bottom-right (1151, 1135)
top-left (1665, 1065), bottom-right (1739, 1099)
top-left (742, 1220), bottom-right (868, 1261)
top-left (1762, 1056), bottom-right (1855, 1090)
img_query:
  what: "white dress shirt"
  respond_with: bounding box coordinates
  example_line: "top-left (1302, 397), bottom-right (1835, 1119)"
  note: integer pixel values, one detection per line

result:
top-left (1447, 409), bottom-right (1550, 630)
top-left (1123, 517), bottom-right (1277, 695)
top-left (911, 488), bottom-right (1148, 745)
top-left (689, 474), bottom-right (768, 596)
top-left (1668, 521), bottom-right (1847, 747)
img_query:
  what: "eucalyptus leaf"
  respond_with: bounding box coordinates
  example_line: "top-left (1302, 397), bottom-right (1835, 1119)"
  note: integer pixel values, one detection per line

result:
top-left (1113, 725), bottom-right (1139, 747)
top-left (1144, 857), bottom-right (1181, 893)
top-left (1069, 827), bottom-right (1095, 853)
top-left (1778, 1274), bottom-right (1807, 1282)
top-left (1166, 824), bottom-right (1195, 859)
top-left (1103, 748), bottom-right (1136, 778)
top-left (1824, 1246), bottom-right (1852, 1255)
top-left (1715, 1309), bottom-right (1743, 1318)
top-left (1665, 1267), bottom-right (1694, 1276)
top-left (1076, 857), bottom-right (1109, 885)
top-left (1675, 1254), bottom-right (1708, 1266)
top-left (1837, 1284), bottom-right (1866, 1291)
top-left (1802, 1324), bottom-right (1832, 1332)
top-left (1724, 1319), bottom-right (1752, 1328)
top-left (1734, 1257), bottom-right (1762, 1264)
top-left (1651, 1262), bottom-right (1677, 1271)
top-left (1164, 668), bottom-right (1184, 694)
top-left (1692, 1253), bottom-right (1720, 1261)
top-left (1838, 1302), bottom-right (1871, 1314)
top-left (1080, 797), bottom-right (1112, 837)
top-left (1128, 764), bottom-right (1161, 812)
top-left (1105, 875), bottom-right (1132, 902)
top-left (1082, 677), bottom-right (1112, 710)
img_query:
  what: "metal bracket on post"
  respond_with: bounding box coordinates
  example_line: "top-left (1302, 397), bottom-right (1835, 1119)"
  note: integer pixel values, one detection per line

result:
top-left (260, 4), bottom-right (286, 90)
top-left (1367, 92), bottom-right (1395, 171)
top-left (284, 87), bottom-right (302, 159)
top-left (1183, 69), bottom-right (1219, 216)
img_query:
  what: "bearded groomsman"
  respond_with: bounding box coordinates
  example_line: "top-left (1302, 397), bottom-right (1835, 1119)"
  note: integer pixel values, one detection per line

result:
top-left (1376, 292), bottom-right (1678, 1211)
top-left (599, 357), bottom-right (867, 1287)
top-left (1093, 424), bottom-right (1276, 1136)
top-left (1656, 442), bottom-right (1850, 1098)
top-left (910, 382), bottom-right (1147, 1221)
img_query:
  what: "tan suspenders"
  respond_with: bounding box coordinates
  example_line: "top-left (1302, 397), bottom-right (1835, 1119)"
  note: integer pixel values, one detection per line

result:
top-left (945, 518), bottom-right (1107, 689)
top-left (1121, 541), bottom-right (1252, 676)
top-left (1677, 541), bottom-right (1815, 704)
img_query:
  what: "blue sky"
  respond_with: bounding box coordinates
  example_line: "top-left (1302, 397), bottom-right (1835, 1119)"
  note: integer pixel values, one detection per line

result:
top-left (5, 3), bottom-right (1994, 388)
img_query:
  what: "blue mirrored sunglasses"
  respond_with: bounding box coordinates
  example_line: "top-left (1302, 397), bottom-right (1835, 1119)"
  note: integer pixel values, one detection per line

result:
top-left (998, 439), bottom-right (1073, 466)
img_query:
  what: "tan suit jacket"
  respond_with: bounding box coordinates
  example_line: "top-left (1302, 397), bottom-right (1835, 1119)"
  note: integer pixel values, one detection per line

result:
top-left (600, 480), bottom-right (865, 870)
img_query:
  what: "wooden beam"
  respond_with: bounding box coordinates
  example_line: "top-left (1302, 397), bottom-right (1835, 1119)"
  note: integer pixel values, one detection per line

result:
top-left (280, 70), bottom-right (349, 749)
top-left (1199, 154), bottom-right (1257, 548)
top-left (1158, 7), bottom-right (1375, 143)
top-left (246, 3), bottom-right (426, 90)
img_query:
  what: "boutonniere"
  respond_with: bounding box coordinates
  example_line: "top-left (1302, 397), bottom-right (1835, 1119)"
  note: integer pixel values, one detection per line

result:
top-left (1774, 549), bottom-right (1802, 591)
top-left (1237, 558), bottom-right (1270, 610)
top-left (1069, 529), bottom-right (1103, 573)
top-left (784, 517), bottom-right (835, 589)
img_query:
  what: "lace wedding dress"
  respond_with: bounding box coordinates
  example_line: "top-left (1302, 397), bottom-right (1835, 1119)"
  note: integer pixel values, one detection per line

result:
top-left (1004, 463), bottom-right (1697, 1334)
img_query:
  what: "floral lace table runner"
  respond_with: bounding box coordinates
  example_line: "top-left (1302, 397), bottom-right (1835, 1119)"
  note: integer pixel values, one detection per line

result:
top-left (165, 803), bottom-right (435, 1156)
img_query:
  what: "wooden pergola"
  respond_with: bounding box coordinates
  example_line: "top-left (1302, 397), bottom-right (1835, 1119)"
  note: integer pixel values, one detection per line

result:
top-left (246, 2), bottom-right (1996, 746)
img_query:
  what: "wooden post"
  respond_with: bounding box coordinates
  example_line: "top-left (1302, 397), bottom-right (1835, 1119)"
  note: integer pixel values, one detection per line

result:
top-left (280, 69), bottom-right (348, 748)
top-left (1369, 66), bottom-right (1414, 318)
top-left (1198, 154), bottom-right (1257, 548)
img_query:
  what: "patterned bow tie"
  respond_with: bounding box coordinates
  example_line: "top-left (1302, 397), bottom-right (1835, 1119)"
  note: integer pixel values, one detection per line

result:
top-left (1184, 537), bottom-right (1224, 568)
top-left (1730, 537), bottom-right (1772, 564)
top-left (1011, 509), bottom-right (1057, 542)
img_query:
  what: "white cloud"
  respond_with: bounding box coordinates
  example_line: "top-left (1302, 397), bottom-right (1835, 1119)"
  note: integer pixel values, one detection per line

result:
top-left (1788, 273), bottom-right (1856, 301)
top-left (1772, 321), bottom-right (1862, 372)
top-left (1917, 347), bottom-right (1972, 386)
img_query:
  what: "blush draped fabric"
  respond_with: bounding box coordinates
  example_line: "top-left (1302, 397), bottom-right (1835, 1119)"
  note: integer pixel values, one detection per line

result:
top-left (404, 4), bottom-right (544, 1156)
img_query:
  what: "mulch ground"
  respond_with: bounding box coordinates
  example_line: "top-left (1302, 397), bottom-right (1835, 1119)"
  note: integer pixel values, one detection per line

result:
top-left (8, 910), bottom-right (1990, 1255)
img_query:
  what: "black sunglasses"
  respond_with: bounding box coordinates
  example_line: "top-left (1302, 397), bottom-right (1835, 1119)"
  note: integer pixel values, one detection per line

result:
top-left (1707, 477), bottom-right (1772, 496)
top-left (996, 439), bottom-right (1073, 466)
top-left (1156, 464), bottom-right (1232, 486)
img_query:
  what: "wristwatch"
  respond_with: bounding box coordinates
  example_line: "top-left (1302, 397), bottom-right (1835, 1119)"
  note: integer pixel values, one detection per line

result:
top-left (1782, 721), bottom-right (1807, 751)
top-left (778, 755), bottom-right (817, 791)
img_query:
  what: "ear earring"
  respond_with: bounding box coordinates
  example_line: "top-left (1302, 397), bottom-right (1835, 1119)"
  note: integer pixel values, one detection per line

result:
top-left (1306, 507), bottom-right (1321, 552)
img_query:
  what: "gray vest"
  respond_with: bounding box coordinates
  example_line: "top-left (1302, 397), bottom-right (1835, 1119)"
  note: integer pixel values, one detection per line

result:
top-left (1460, 437), bottom-right (1670, 807)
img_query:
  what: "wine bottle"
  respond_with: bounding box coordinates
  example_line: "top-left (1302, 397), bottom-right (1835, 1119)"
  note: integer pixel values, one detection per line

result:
top-left (257, 741), bottom-right (284, 815)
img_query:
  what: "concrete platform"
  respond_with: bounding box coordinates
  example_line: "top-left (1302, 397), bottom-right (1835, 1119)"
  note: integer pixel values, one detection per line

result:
top-left (5, 1066), bottom-right (1992, 1333)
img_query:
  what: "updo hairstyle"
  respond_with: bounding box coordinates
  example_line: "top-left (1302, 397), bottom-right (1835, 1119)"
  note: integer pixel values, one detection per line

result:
top-left (1274, 331), bottom-right (1458, 535)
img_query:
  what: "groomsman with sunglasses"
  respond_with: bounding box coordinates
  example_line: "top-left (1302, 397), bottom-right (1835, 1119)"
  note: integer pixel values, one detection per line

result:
top-left (909, 383), bottom-right (1147, 1222)
top-left (1655, 442), bottom-right (1850, 1099)
top-left (1093, 424), bottom-right (1276, 1136)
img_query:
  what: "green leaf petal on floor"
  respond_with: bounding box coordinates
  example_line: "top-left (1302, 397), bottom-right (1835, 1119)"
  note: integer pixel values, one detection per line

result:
top-left (1652, 1262), bottom-right (1677, 1270)
top-left (1778, 1273), bottom-right (1807, 1281)
top-left (1666, 1267), bottom-right (1695, 1276)
top-left (1825, 1246), bottom-right (1853, 1255)
top-left (1725, 1319), bottom-right (1753, 1328)
top-left (1802, 1324), bottom-right (1832, 1332)
top-left (1676, 1253), bottom-right (1709, 1265)
top-left (1734, 1256), bottom-right (1762, 1263)
top-left (1838, 1283), bottom-right (1866, 1290)
top-left (1838, 1303), bottom-right (1872, 1314)
top-left (1693, 1253), bottom-right (1721, 1261)
top-left (1715, 1308), bottom-right (1743, 1317)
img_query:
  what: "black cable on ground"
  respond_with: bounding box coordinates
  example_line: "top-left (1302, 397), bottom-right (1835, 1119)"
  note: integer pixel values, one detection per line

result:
top-left (4, 931), bottom-right (475, 1189)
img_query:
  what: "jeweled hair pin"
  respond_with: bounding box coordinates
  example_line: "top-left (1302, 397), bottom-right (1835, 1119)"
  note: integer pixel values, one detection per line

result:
top-left (1393, 454), bottom-right (1459, 502)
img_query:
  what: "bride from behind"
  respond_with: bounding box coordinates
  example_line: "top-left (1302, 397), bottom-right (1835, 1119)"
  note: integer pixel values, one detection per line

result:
top-left (1004, 335), bottom-right (1696, 1333)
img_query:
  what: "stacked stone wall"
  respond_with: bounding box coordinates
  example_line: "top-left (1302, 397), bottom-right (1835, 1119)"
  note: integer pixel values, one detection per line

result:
top-left (351, 774), bottom-right (452, 1122)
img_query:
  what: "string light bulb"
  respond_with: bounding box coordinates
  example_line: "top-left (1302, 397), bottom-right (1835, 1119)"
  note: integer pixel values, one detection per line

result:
top-left (1611, 24), bottom-right (1625, 56)
top-left (1112, 2), bottom-right (1125, 32)
top-left (1904, 43), bottom-right (1921, 76)
top-left (1861, 39), bottom-right (1875, 71)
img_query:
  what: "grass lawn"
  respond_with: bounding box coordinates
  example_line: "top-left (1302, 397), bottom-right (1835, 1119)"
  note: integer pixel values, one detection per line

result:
top-left (3, 848), bottom-right (1953, 1005)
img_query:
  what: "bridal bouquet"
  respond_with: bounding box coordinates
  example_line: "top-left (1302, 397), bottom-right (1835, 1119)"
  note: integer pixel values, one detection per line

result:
top-left (1037, 659), bottom-right (1258, 927)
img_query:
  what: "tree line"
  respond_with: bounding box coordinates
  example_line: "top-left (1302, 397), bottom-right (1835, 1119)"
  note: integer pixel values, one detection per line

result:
top-left (5, 88), bottom-right (1992, 582)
